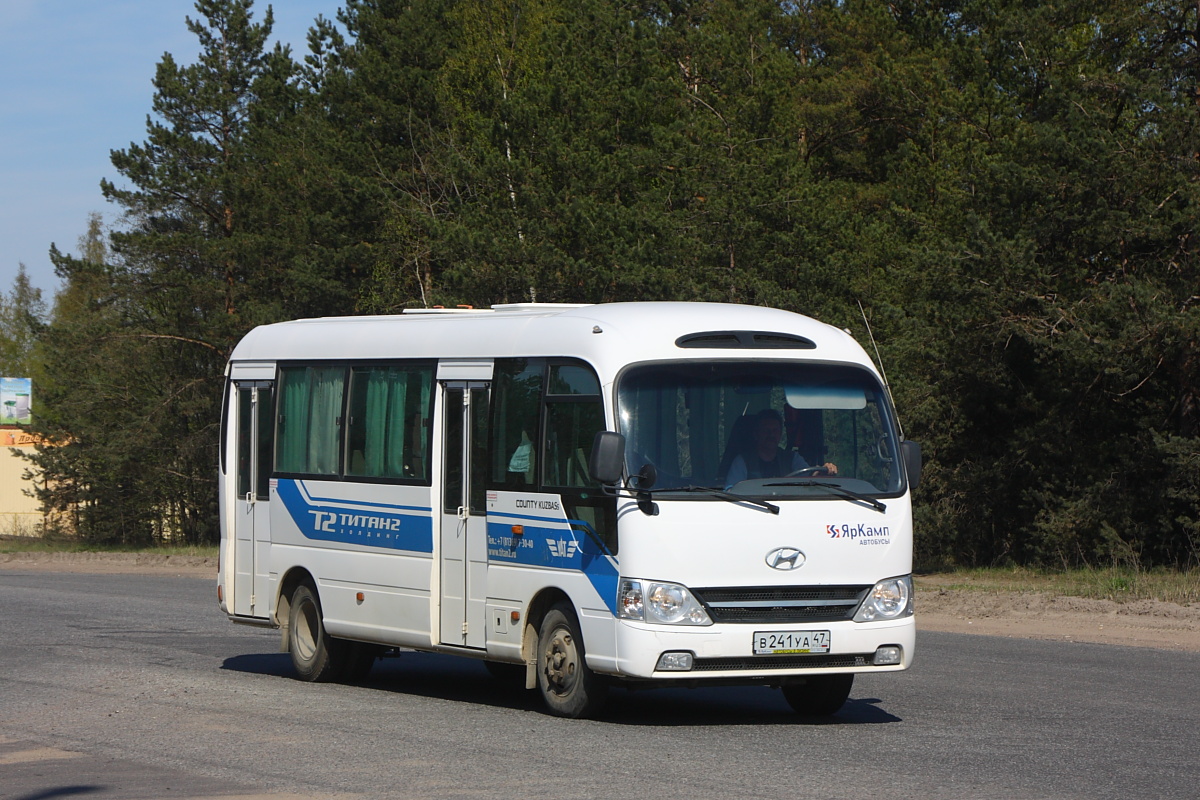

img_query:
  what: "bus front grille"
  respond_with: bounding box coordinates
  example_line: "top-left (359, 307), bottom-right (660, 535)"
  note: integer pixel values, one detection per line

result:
top-left (691, 654), bottom-right (872, 672)
top-left (692, 585), bottom-right (870, 624)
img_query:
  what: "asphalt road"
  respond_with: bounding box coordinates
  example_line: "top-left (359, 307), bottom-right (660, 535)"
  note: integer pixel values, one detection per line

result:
top-left (1, 569), bottom-right (1196, 800)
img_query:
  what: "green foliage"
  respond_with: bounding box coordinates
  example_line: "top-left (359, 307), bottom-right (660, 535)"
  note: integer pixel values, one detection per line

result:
top-left (0, 265), bottom-right (47, 379)
top-left (27, 0), bottom-right (345, 545)
top-left (15, 0), bottom-right (1200, 564)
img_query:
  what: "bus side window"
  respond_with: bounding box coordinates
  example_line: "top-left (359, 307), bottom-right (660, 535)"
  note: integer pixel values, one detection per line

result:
top-left (544, 400), bottom-right (604, 488)
top-left (255, 385), bottom-right (274, 500)
top-left (544, 363), bottom-right (603, 489)
top-left (344, 363), bottom-right (434, 482)
top-left (489, 358), bottom-right (544, 489)
top-left (276, 365), bottom-right (345, 476)
top-left (544, 361), bottom-right (616, 553)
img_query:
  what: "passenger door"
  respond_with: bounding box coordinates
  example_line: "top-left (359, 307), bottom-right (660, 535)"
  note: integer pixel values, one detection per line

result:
top-left (439, 382), bottom-right (490, 648)
top-left (232, 381), bottom-right (273, 618)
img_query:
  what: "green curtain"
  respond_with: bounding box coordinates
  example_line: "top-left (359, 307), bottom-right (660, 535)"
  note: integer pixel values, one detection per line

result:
top-left (308, 367), bottom-right (344, 475)
top-left (277, 367), bottom-right (311, 473)
top-left (359, 367), bottom-right (410, 478)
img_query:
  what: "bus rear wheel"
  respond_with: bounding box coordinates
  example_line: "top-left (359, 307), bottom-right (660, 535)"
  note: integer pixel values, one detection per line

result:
top-left (537, 603), bottom-right (606, 718)
top-left (781, 674), bottom-right (854, 716)
top-left (288, 583), bottom-right (348, 682)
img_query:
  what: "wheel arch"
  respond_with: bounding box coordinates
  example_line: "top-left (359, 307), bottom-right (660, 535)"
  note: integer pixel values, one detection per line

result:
top-left (520, 587), bottom-right (572, 687)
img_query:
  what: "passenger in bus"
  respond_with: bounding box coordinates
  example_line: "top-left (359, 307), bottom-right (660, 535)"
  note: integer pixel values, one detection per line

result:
top-left (507, 430), bottom-right (536, 485)
top-left (724, 408), bottom-right (837, 487)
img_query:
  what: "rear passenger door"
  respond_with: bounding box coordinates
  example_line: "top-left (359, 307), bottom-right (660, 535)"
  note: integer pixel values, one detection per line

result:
top-left (231, 380), bottom-right (273, 618)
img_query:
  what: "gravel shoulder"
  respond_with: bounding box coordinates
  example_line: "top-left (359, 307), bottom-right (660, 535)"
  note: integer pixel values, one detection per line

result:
top-left (4, 551), bottom-right (1198, 652)
top-left (916, 577), bottom-right (1200, 652)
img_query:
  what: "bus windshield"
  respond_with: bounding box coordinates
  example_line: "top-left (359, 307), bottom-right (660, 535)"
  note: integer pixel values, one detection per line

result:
top-left (616, 361), bottom-right (904, 497)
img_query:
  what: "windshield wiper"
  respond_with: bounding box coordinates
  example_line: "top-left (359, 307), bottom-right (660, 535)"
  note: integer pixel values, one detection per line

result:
top-left (673, 486), bottom-right (780, 515)
top-left (764, 480), bottom-right (887, 513)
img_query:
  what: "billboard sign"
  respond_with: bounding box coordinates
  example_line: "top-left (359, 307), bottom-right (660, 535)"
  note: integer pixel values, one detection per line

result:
top-left (1, 377), bottom-right (32, 425)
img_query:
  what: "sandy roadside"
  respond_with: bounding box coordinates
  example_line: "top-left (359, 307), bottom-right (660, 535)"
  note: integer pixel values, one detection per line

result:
top-left (3, 551), bottom-right (1198, 652)
top-left (916, 583), bottom-right (1200, 652)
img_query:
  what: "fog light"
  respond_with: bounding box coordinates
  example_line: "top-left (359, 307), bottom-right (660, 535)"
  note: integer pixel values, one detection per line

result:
top-left (655, 651), bottom-right (695, 671)
top-left (873, 645), bottom-right (902, 665)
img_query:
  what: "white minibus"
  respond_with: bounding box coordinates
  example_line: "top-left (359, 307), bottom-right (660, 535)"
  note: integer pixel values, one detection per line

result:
top-left (218, 302), bottom-right (921, 717)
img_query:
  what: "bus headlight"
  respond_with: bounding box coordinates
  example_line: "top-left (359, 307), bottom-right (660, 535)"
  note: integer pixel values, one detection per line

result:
top-left (618, 579), bottom-right (712, 626)
top-left (854, 576), bottom-right (914, 622)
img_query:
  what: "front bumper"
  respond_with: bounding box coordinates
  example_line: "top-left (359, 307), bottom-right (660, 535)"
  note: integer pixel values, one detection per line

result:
top-left (609, 615), bottom-right (915, 681)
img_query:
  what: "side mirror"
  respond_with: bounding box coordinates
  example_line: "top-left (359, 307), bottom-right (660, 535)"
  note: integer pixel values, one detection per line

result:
top-left (901, 440), bottom-right (922, 490)
top-left (588, 431), bottom-right (626, 485)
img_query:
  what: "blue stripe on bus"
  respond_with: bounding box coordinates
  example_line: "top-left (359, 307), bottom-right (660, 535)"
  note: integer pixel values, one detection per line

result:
top-left (276, 479), bottom-right (434, 553)
top-left (486, 514), bottom-right (620, 615)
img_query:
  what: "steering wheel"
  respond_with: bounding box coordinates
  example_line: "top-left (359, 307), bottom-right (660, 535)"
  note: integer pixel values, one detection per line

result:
top-left (785, 466), bottom-right (829, 478)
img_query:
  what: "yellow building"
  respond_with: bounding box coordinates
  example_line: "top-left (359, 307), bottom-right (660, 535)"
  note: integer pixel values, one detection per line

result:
top-left (0, 428), bottom-right (42, 535)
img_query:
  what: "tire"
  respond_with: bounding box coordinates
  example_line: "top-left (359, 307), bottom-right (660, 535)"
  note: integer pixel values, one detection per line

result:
top-left (288, 583), bottom-right (348, 682)
top-left (537, 602), bottom-right (606, 718)
top-left (781, 673), bottom-right (854, 716)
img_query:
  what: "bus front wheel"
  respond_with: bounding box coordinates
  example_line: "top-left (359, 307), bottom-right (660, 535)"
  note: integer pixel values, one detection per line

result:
top-left (537, 603), bottom-right (606, 718)
top-left (288, 583), bottom-right (347, 682)
top-left (781, 673), bottom-right (854, 716)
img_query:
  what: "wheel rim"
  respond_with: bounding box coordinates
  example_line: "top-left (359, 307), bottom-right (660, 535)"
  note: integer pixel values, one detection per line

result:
top-left (542, 624), bottom-right (579, 698)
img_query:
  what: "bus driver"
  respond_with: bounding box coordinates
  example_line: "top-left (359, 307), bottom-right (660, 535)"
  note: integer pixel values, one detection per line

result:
top-left (725, 408), bottom-right (837, 486)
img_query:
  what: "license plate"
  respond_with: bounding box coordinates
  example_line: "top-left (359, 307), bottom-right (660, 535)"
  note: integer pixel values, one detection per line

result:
top-left (753, 630), bottom-right (831, 655)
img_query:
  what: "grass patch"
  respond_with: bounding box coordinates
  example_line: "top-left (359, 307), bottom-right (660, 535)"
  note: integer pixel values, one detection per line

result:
top-left (0, 536), bottom-right (217, 559)
top-left (917, 566), bottom-right (1200, 605)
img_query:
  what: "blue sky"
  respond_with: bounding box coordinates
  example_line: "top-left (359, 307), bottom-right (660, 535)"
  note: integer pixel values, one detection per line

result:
top-left (0, 0), bottom-right (337, 301)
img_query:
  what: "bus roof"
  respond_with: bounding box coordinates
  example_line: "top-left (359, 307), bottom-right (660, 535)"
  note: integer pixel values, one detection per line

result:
top-left (227, 302), bottom-right (877, 380)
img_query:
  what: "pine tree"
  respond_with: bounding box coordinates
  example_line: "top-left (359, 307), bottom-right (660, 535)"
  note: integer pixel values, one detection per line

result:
top-left (0, 265), bottom-right (46, 379)
top-left (30, 0), bottom-right (304, 544)
top-left (320, 0), bottom-right (460, 311)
